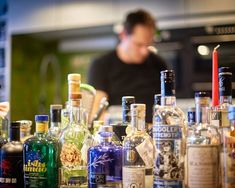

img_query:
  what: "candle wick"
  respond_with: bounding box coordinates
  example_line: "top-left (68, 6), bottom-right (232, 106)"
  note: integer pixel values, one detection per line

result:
top-left (214, 44), bottom-right (220, 51)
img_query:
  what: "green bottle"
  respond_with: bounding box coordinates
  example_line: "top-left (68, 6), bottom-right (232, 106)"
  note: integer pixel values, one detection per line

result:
top-left (23, 115), bottom-right (59, 188)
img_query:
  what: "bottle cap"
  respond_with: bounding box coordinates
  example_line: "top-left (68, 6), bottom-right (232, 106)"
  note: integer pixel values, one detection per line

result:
top-left (195, 91), bottom-right (210, 98)
top-left (131, 103), bottom-right (146, 119)
top-left (122, 96), bottom-right (135, 123)
top-left (160, 70), bottom-right (175, 96)
top-left (68, 73), bottom-right (81, 81)
top-left (154, 94), bottom-right (161, 105)
top-left (219, 67), bottom-right (232, 96)
top-left (68, 73), bottom-right (82, 100)
top-left (99, 125), bottom-right (113, 133)
top-left (50, 105), bottom-right (62, 122)
top-left (50, 104), bottom-right (62, 110)
top-left (10, 121), bottom-right (21, 128)
top-left (35, 115), bottom-right (49, 122)
top-left (219, 67), bottom-right (232, 75)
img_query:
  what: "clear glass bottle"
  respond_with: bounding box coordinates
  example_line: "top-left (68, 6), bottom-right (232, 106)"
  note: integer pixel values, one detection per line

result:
top-left (123, 104), bottom-right (154, 188)
top-left (49, 104), bottom-right (62, 138)
top-left (187, 92), bottom-right (220, 188)
top-left (0, 121), bottom-right (24, 187)
top-left (187, 107), bottom-right (196, 137)
top-left (150, 94), bottom-right (161, 137)
top-left (19, 120), bottom-right (32, 143)
top-left (88, 125), bottom-right (122, 188)
top-left (153, 70), bottom-right (185, 188)
top-left (59, 74), bottom-right (93, 187)
top-left (221, 105), bottom-right (235, 187)
top-left (0, 117), bottom-right (8, 147)
top-left (23, 115), bottom-right (59, 188)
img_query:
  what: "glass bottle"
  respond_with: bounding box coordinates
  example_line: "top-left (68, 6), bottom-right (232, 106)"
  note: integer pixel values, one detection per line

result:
top-left (150, 94), bottom-right (161, 137)
top-left (23, 115), bottom-right (59, 188)
top-left (88, 125), bottom-right (122, 188)
top-left (19, 120), bottom-right (32, 143)
top-left (123, 103), bottom-right (154, 188)
top-left (0, 117), bottom-right (8, 147)
top-left (49, 104), bottom-right (62, 139)
top-left (153, 70), bottom-right (185, 188)
top-left (186, 92), bottom-right (220, 188)
top-left (0, 121), bottom-right (24, 187)
top-left (92, 120), bottom-right (104, 144)
top-left (187, 107), bottom-right (196, 137)
top-left (59, 74), bottom-right (93, 187)
top-left (221, 105), bottom-right (235, 187)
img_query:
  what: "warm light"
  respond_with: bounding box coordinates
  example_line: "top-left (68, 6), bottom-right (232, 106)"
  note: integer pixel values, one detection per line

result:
top-left (148, 46), bottom-right (158, 54)
top-left (197, 45), bottom-right (210, 56)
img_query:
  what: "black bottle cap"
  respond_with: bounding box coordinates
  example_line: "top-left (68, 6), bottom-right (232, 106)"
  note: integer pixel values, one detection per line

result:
top-left (10, 121), bottom-right (21, 141)
top-left (219, 67), bottom-right (232, 96)
top-left (194, 91), bottom-right (210, 98)
top-left (154, 94), bottom-right (161, 105)
top-left (160, 70), bottom-right (175, 96)
top-left (50, 105), bottom-right (62, 123)
top-left (122, 96), bottom-right (135, 124)
top-left (187, 107), bottom-right (196, 125)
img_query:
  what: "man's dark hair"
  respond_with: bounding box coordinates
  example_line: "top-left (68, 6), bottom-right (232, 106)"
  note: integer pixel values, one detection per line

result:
top-left (124, 9), bottom-right (156, 34)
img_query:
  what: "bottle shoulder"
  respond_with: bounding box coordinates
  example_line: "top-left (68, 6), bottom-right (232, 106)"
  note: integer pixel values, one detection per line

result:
top-left (1, 141), bottom-right (23, 153)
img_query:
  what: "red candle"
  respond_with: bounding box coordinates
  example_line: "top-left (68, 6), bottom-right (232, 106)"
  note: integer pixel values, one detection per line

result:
top-left (212, 45), bottom-right (220, 107)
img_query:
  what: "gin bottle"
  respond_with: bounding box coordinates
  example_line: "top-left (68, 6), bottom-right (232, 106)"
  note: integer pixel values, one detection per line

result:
top-left (187, 92), bottom-right (220, 188)
top-left (221, 105), bottom-right (235, 188)
top-left (0, 121), bottom-right (24, 187)
top-left (49, 104), bottom-right (62, 138)
top-left (123, 104), bottom-right (154, 188)
top-left (88, 125), bottom-right (122, 188)
top-left (59, 74), bottom-right (93, 187)
top-left (153, 70), bottom-right (185, 188)
top-left (23, 115), bottom-right (59, 188)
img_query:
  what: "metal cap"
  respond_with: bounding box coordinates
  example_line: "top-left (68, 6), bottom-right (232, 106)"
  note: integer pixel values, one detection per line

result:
top-left (35, 115), bottom-right (49, 122)
top-left (10, 121), bottom-right (21, 128)
top-left (50, 104), bottom-right (62, 110)
top-left (219, 67), bottom-right (232, 74)
top-left (98, 125), bottom-right (113, 133)
top-left (131, 103), bottom-right (146, 119)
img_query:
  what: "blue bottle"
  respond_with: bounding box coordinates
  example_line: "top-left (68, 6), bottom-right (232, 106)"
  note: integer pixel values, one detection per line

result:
top-left (88, 125), bottom-right (122, 188)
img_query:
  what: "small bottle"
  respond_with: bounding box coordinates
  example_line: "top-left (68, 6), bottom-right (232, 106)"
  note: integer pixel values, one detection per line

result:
top-left (0, 121), bottom-right (24, 187)
top-left (49, 104), bottom-right (62, 138)
top-left (221, 105), bottom-right (235, 188)
top-left (88, 125), bottom-right (122, 188)
top-left (187, 92), bottom-right (220, 188)
top-left (123, 104), bottom-right (154, 188)
top-left (153, 70), bottom-right (185, 188)
top-left (59, 74), bottom-right (93, 187)
top-left (122, 96), bottom-right (135, 136)
top-left (0, 117), bottom-right (8, 147)
top-left (23, 115), bottom-right (59, 188)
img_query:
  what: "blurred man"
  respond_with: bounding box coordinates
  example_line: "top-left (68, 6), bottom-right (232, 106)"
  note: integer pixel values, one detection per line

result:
top-left (88, 9), bottom-right (167, 123)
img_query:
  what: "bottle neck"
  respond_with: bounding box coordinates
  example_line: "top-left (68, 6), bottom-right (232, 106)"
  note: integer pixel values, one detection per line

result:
top-left (131, 116), bottom-right (145, 132)
top-left (161, 96), bottom-right (176, 106)
top-left (69, 100), bottom-right (82, 125)
top-left (195, 104), bottom-right (209, 124)
top-left (51, 122), bottom-right (61, 128)
top-left (220, 95), bottom-right (232, 105)
top-left (35, 122), bottom-right (48, 136)
top-left (10, 128), bottom-right (20, 141)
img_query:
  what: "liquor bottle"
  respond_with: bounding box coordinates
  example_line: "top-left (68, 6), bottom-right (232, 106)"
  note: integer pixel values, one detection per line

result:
top-left (88, 125), bottom-right (122, 188)
top-left (123, 104), bottom-right (154, 188)
top-left (23, 115), bottom-right (59, 188)
top-left (221, 105), bottom-right (235, 188)
top-left (121, 96), bottom-right (135, 136)
top-left (19, 120), bottom-right (32, 143)
top-left (0, 121), bottom-right (24, 187)
top-left (187, 92), bottom-right (220, 188)
top-left (49, 104), bottom-right (62, 138)
top-left (92, 120), bottom-right (104, 143)
top-left (150, 94), bottom-right (161, 137)
top-left (153, 70), bottom-right (185, 188)
top-left (187, 107), bottom-right (196, 138)
top-left (59, 74), bottom-right (93, 187)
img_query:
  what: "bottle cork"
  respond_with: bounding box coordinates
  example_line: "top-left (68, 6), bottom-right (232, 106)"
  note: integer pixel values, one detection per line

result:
top-left (68, 73), bottom-right (82, 100)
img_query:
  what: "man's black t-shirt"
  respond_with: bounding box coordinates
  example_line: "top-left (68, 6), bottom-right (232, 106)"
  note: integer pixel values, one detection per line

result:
top-left (88, 50), bottom-right (167, 123)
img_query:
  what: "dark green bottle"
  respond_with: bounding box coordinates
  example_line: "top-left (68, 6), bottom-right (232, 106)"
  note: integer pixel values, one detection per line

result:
top-left (23, 115), bottom-right (59, 188)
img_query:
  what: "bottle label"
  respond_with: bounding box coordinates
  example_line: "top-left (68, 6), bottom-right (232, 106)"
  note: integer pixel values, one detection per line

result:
top-left (89, 173), bottom-right (106, 184)
top-left (153, 125), bottom-right (183, 187)
top-left (210, 109), bottom-right (230, 128)
top-left (123, 167), bottom-right (145, 188)
top-left (24, 151), bottom-right (47, 186)
top-left (36, 122), bottom-right (48, 133)
top-left (221, 135), bottom-right (235, 187)
top-left (0, 155), bottom-right (23, 186)
top-left (187, 145), bottom-right (219, 188)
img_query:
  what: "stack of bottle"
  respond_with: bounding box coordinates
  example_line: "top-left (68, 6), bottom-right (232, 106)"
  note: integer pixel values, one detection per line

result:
top-left (0, 66), bottom-right (234, 188)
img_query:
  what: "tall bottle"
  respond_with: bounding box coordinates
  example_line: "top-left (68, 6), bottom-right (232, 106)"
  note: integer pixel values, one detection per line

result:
top-left (88, 125), bottom-right (122, 188)
top-left (0, 117), bottom-right (8, 147)
top-left (0, 121), bottom-right (24, 187)
top-left (123, 104), bottom-right (154, 187)
top-left (23, 115), bottom-right (59, 188)
top-left (187, 92), bottom-right (220, 188)
top-left (49, 104), bottom-right (62, 138)
top-left (59, 74), bottom-right (93, 187)
top-left (153, 70), bottom-right (185, 188)
top-left (221, 105), bottom-right (235, 188)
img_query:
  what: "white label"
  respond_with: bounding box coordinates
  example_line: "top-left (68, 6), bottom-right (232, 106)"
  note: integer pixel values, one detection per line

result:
top-left (123, 167), bottom-right (145, 188)
top-left (135, 137), bottom-right (154, 167)
top-left (187, 145), bottom-right (219, 188)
